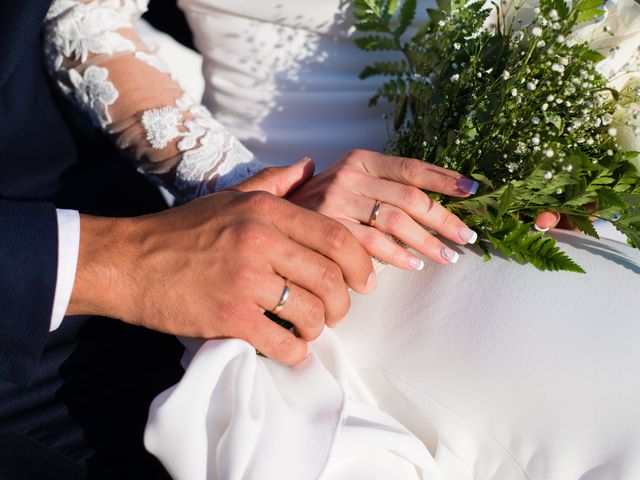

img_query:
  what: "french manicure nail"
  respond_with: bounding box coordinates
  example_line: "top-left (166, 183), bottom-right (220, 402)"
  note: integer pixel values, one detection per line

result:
top-left (408, 256), bottom-right (425, 271)
top-left (458, 226), bottom-right (478, 244)
top-left (534, 224), bottom-right (550, 233)
top-left (456, 178), bottom-right (479, 195)
top-left (366, 272), bottom-right (377, 291)
top-left (440, 245), bottom-right (460, 264)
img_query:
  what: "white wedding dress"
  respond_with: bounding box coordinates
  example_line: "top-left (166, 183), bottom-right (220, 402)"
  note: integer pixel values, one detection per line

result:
top-left (142, 1), bottom-right (640, 479)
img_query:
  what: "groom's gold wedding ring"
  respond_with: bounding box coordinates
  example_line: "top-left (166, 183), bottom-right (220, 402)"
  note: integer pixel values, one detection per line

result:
top-left (272, 278), bottom-right (292, 315)
top-left (368, 199), bottom-right (382, 227)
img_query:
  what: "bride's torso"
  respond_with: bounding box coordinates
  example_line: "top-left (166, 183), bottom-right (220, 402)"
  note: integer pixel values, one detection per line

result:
top-left (172, 2), bottom-right (640, 478)
top-left (178, 0), bottom-right (411, 169)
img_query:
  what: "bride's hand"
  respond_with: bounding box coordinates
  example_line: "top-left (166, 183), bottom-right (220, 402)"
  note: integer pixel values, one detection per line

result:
top-left (287, 150), bottom-right (479, 269)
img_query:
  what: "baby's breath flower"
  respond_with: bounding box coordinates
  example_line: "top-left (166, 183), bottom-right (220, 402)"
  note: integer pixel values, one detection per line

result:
top-left (537, 40), bottom-right (546, 48)
top-left (549, 9), bottom-right (559, 20)
top-left (532, 27), bottom-right (543, 37)
top-left (502, 70), bottom-right (511, 80)
top-left (544, 171), bottom-right (553, 179)
top-left (545, 149), bottom-right (555, 158)
top-left (608, 127), bottom-right (618, 136)
top-left (532, 116), bottom-right (541, 124)
top-left (453, 42), bottom-right (461, 50)
top-left (450, 73), bottom-right (460, 81)
top-left (527, 82), bottom-right (537, 91)
top-left (511, 88), bottom-right (518, 96)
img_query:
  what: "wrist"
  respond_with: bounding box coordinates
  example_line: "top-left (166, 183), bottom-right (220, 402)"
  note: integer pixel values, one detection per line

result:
top-left (67, 214), bottom-right (139, 319)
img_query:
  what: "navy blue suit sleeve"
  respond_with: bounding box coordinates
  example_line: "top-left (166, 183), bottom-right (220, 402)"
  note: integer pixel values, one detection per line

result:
top-left (0, 199), bottom-right (58, 386)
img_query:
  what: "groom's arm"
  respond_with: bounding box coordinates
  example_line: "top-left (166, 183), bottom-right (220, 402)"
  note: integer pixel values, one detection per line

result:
top-left (43, 0), bottom-right (266, 203)
top-left (0, 200), bottom-right (59, 385)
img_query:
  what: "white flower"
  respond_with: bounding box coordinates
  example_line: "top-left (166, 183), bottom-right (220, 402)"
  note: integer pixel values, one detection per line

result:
top-left (527, 81), bottom-right (537, 90)
top-left (511, 88), bottom-right (518, 96)
top-left (454, 42), bottom-right (461, 50)
top-left (608, 127), bottom-right (618, 136)
top-left (569, 0), bottom-right (640, 89)
top-left (532, 26), bottom-right (543, 37)
top-left (542, 103), bottom-right (549, 111)
top-left (502, 70), bottom-right (511, 80)
top-left (556, 34), bottom-right (566, 43)
top-left (68, 66), bottom-right (118, 128)
top-left (549, 9), bottom-right (559, 20)
top-left (450, 73), bottom-right (460, 82)
top-left (544, 171), bottom-right (554, 179)
top-left (532, 136), bottom-right (541, 145)
top-left (545, 149), bottom-right (555, 158)
top-left (612, 99), bottom-right (640, 165)
top-left (551, 63), bottom-right (565, 73)
top-left (532, 116), bottom-right (541, 124)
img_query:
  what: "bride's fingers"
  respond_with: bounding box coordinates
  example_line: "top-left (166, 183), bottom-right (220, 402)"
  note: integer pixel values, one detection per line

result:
top-left (534, 211), bottom-right (562, 232)
top-left (255, 273), bottom-right (326, 340)
top-left (341, 222), bottom-right (425, 271)
top-left (353, 175), bottom-right (477, 245)
top-left (343, 150), bottom-right (479, 197)
top-left (363, 203), bottom-right (460, 265)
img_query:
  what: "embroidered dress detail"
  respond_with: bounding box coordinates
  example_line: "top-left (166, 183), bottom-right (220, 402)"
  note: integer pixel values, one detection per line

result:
top-left (142, 107), bottom-right (183, 150)
top-left (44, 0), bottom-right (265, 202)
top-left (68, 66), bottom-right (119, 128)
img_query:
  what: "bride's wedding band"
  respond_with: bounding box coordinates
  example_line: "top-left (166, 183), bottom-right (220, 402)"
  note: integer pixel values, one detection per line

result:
top-left (368, 199), bottom-right (382, 227)
top-left (272, 278), bottom-right (292, 315)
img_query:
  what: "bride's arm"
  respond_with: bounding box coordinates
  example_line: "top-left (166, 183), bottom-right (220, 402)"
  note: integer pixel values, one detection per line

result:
top-left (43, 0), bottom-right (265, 202)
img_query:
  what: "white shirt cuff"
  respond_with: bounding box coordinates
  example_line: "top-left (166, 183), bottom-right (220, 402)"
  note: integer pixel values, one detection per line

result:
top-left (50, 209), bottom-right (81, 332)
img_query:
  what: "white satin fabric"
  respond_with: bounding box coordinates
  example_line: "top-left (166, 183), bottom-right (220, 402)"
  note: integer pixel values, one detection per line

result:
top-left (144, 2), bottom-right (640, 478)
top-left (177, 0), bottom-right (404, 169)
top-left (146, 231), bottom-right (640, 479)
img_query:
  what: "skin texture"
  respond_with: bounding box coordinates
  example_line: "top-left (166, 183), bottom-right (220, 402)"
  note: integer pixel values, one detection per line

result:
top-left (68, 160), bottom-right (375, 365)
top-left (287, 150), bottom-right (479, 268)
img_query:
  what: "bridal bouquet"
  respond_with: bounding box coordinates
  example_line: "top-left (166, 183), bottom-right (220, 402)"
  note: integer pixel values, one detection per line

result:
top-left (354, 0), bottom-right (640, 272)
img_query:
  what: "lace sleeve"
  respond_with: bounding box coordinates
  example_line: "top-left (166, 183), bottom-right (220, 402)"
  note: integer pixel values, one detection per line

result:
top-left (43, 0), bottom-right (265, 202)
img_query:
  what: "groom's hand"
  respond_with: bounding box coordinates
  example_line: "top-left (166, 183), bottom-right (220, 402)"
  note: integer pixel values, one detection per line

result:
top-left (67, 161), bottom-right (375, 365)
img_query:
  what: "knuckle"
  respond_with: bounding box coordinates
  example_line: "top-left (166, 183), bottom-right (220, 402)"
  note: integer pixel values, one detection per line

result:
top-left (439, 211), bottom-right (457, 230)
top-left (401, 186), bottom-right (423, 209)
top-left (400, 158), bottom-right (423, 180)
top-left (232, 223), bottom-right (268, 251)
top-left (244, 191), bottom-right (276, 213)
top-left (360, 229), bottom-right (380, 251)
top-left (320, 262), bottom-right (343, 289)
top-left (274, 335), bottom-right (297, 360)
top-left (333, 166), bottom-right (356, 184)
top-left (344, 149), bottom-right (366, 162)
top-left (385, 209), bottom-right (404, 232)
top-left (324, 223), bottom-right (349, 250)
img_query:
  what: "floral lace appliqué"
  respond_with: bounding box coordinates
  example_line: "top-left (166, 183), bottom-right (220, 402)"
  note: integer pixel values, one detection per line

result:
top-left (68, 66), bottom-right (119, 128)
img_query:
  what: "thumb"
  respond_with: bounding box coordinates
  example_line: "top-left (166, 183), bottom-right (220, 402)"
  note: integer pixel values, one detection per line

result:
top-left (230, 158), bottom-right (315, 197)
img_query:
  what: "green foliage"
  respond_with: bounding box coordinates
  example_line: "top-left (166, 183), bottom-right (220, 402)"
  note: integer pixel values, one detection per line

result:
top-left (353, 0), bottom-right (640, 272)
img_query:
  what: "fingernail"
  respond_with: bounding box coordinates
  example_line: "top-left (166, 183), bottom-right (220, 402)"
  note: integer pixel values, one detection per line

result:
top-left (534, 224), bottom-right (549, 233)
top-left (456, 178), bottom-right (479, 195)
top-left (408, 256), bottom-right (425, 271)
top-left (440, 245), bottom-right (459, 264)
top-left (458, 226), bottom-right (478, 244)
top-left (366, 272), bottom-right (377, 291)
